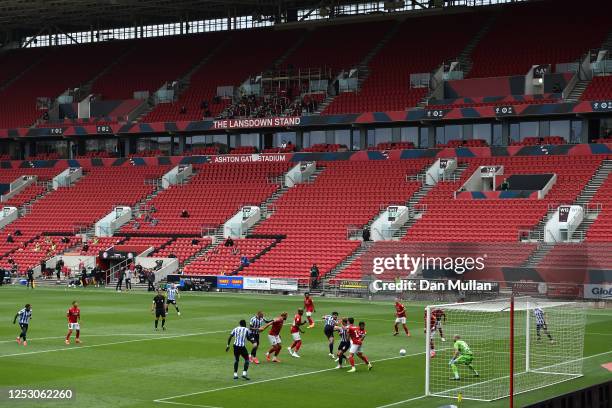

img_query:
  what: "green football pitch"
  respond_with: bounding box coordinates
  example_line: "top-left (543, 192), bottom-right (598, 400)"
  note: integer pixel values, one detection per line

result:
top-left (0, 286), bottom-right (610, 408)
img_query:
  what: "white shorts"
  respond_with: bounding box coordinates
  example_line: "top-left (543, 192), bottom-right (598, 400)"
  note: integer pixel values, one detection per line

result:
top-left (395, 317), bottom-right (406, 324)
top-left (291, 332), bottom-right (301, 341)
top-left (349, 343), bottom-right (362, 354)
top-left (435, 321), bottom-right (442, 330)
top-left (306, 311), bottom-right (312, 317)
top-left (68, 323), bottom-right (80, 330)
top-left (268, 335), bottom-right (281, 345)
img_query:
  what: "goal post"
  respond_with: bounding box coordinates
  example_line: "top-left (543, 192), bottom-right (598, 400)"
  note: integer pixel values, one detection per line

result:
top-left (424, 297), bottom-right (586, 402)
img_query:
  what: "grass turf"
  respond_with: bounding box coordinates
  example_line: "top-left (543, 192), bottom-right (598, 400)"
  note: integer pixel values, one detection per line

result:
top-left (0, 286), bottom-right (610, 408)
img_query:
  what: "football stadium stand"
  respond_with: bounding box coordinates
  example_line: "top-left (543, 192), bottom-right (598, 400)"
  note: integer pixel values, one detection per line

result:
top-left (467, 0), bottom-right (611, 78)
top-left (0, 0), bottom-right (609, 294)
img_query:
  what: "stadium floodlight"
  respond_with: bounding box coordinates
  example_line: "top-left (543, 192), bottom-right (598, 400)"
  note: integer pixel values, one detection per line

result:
top-left (425, 297), bottom-right (586, 402)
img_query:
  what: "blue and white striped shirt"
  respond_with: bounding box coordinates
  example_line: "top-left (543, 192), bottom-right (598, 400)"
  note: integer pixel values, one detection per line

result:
top-left (534, 308), bottom-right (546, 325)
top-left (230, 326), bottom-right (251, 347)
top-left (339, 325), bottom-right (349, 342)
top-left (167, 287), bottom-right (178, 301)
top-left (17, 308), bottom-right (32, 325)
top-left (249, 315), bottom-right (265, 331)
top-left (323, 315), bottom-right (337, 327)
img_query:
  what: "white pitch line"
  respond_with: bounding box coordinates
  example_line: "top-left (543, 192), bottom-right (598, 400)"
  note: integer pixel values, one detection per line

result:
top-left (0, 333), bottom-right (168, 344)
top-left (0, 330), bottom-right (226, 358)
top-left (373, 349), bottom-right (612, 408)
top-left (375, 395), bottom-right (427, 408)
top-left (154, 401), bottom-right (222, 408)
top-left (154, 348), bottom-right (445, 404)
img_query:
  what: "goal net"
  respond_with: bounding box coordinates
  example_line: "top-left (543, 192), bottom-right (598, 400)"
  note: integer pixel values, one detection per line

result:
top-left (425, 297), bottom-right (586, 402)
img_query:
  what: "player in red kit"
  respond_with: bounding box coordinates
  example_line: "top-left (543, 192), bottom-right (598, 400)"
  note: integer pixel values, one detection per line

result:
top-left (288, 308), bottom-right (306, 358)
top-left (432, 308), bottom-right (446, 341)
top-left (260, 312), bottom-right (288, 363)
top-left (347, 318), bottom-right (372, 373)
top-left (304, 292), bottom-right (315, 328)
top-left (424, 308), bottom-right (438, 357)
top-left (393, 298), bottom-right (411, 337)
top-left (65, 301), bottom-right (81, 345)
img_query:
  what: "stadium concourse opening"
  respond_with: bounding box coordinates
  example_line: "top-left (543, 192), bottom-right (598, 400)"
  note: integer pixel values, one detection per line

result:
top-left (0, 0), bottom-right (611, 407)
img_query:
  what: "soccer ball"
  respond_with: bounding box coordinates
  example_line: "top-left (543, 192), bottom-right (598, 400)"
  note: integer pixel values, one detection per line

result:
top-left (399, 349), bottom-right (407, 356)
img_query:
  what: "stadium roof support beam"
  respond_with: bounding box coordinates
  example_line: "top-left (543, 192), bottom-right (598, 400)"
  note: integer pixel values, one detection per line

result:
top-left (20, 25), bottom-right (52, 49)
top-left (410, 0), bottom-right (428, 9)
top-left (53, 25), bottom-right (79, 46)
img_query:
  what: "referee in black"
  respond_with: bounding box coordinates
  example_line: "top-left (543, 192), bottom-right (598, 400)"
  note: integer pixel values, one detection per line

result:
top-left (226, 319), bottom-right (252, 380)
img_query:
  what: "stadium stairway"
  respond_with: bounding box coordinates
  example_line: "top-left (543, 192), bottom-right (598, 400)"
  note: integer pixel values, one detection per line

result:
top-left (354, 21), bottom-right (403, 92)
top-left (565, 79), bottom-right (591, 102)
top-left (272, 31), bottom-right (309, 70)
top-left (315, 20), bottom-right (402, 115)
top-left (132, 176), bottom-right (165, 219)
top-left (0, 52), bottom-right (46, 94)
top-left (136, 36), bottom-right (234, 124)
top-left (321, 241), bottom-right (374, 288)
top-left (246, 166), bottom-right (325, 234)
top-left (570, 159), bottom-right (612, 240)
top-left (176, 237), bottom-right (217, 270)
top-left (520, 242), bottom-right (556, 268)
top-left (455, 12), bottom-right (498, 78)
top-left (394, 162), bottom-right (469, 239)
top-left (17, 179), bottom-right (54, 216)
top-left (599, 29), bottom-right (612, 54)
top-left (526, 158), bottom-right (611, 242)
top-left (74, 45), bottom-right (137, 103)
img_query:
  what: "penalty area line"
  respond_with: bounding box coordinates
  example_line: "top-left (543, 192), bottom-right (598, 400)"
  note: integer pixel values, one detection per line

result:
top-left (154, 348), bottom-right (442, 405)
top-left (0, 330), bottom-right (226, 358)
top-left (0, 333), bottom-right (174, 344)
top-left (154, 401), bottom-right (223, 408)
top-left (375, 395), bottom-right (427, 408)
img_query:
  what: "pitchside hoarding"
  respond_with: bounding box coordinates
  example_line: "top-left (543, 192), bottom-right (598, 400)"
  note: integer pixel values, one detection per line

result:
top-left (243, 277), bottom-right (271, 290)
top-left (583, 284), bottom-right (612, 300)
top-left (217, 276), bottom-right (244, 289)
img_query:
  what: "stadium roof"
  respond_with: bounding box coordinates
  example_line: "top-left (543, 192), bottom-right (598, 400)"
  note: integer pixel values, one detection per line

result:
top-left (0, 0), bottom-right (530, 43)
top-left (0, 1), bottom-right (282, 32)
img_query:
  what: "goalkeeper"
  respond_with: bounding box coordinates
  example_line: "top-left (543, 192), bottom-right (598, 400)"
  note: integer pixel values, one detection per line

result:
top-left (449, 335), bottom-right (479, 380)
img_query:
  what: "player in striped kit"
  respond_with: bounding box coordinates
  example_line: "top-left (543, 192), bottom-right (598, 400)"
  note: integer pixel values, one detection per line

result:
top-left (322, 311), bottom-right (339, 358)
top-left (166, 284), bottom-right (180, 316)
top-left (334, 317), bottom-right (351, 369)
top-left (534, 307), bottom-right (554, 344)
top-left (226, 319), bottom-right (252, 380)
top-left (13, 304), bottom-right (32, 346)
top-left (248, 311), bottom-right (269, 364)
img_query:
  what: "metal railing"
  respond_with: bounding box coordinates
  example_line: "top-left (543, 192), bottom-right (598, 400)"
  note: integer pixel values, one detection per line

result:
top-left (144, 178), bottom-right (162, 188)
top-left (518, 228), bottom-right (543, 242)
top-left (201, 225), bottom-right (218, 238)
top-left (585, 202), bottom-right (602, 215)
top-left (346, 225), bottom-right (363, 240)
top-left (413, 203), bottom-right (428, 214)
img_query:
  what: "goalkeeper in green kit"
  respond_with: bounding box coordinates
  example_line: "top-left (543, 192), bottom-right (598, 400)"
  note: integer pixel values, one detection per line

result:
top-left (449, 335), bottom-right (479, 380)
